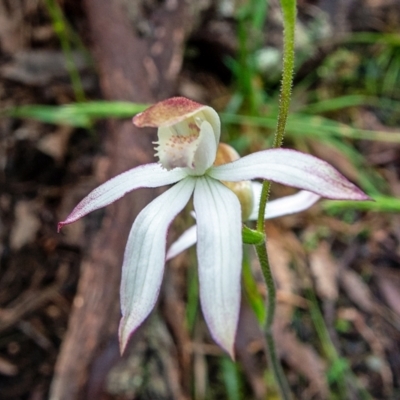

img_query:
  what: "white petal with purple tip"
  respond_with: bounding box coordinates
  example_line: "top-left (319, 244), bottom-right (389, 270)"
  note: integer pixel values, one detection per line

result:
top-left (119, 177), bottom-right (195, 353)
top-left (209, 149), bottom-right (369, 200)
top-left (194, 177), bottom-right (242, 358)
top-left (58, 163), bottom-right (187, 230)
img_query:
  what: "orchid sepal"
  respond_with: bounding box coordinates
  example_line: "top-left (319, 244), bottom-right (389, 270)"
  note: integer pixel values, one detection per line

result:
top-left (57, 163), bottom-right (186, 232)
top-left (194, 177), bottom-right (242, 358)
top-left (119, 177), bottom-right (196, 353)
top-left (209, 148), bottom-right (370, 201)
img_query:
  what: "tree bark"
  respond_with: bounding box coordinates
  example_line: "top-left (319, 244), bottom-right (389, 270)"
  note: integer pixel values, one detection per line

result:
top-left (50, 1), bottom-right (191, 398)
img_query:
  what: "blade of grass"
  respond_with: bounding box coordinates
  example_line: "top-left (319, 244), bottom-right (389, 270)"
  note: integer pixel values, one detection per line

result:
top-left (242, 252), bottom-right (266, 324)
top-left (45, 0), bottom-right (86, 102)
top-left (323, 195), bottom-right (400, 213)
top-left (232, 0), bottom-right (269, 115)
top-left (186, 261), bottom-right (199, 333)
top-left (3, 102), bottom-right (149, 127)
top-left (306, 289), bottom-right (373, 400)
top-left (288, 114), bottom-right (400, 143)
top-left (344, 32), bottom-right (400, 46)
top-left (221, 112), bottom-right (400, 143)
top-left (221, 357), bottom-right (241, 400)
top-left (298, 95), bottom-right (377, 114)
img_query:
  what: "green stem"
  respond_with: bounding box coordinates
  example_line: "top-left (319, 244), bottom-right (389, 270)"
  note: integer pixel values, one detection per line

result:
top-left (253, 1), bottom-right (297, 398)
top-left (274, 0), bottom-right (297, 148)
top-left (255, 243), bottom-right (292, 400)
top-left (266, 331), bottom-right (292, 398)
top-left (256, 0), bottom-right (297, 227)
top-left (256, 181), bottom-right (271, 232)
top-left (255, 245), bottom-right (275, 330)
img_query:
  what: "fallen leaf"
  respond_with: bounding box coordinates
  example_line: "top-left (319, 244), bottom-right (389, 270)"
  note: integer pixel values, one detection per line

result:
top-left (235, 302), bottom-right (267, 400)
top-left (0, 355), bottom-right (18, 376)
top-left (37, 126), bottom-right (74, 163)
top-left (274, 314), bottom-right (329, 399)
top-left (338, 307), bottom-right (393, 396)
top-left (1, 50), bottom-right (88, 85)
top-left (0, 1), bottom-right (25, 53)
top-left (309, 241), bottom-right (338, 301)
top-left (10, 200), bottom-right (40, 250)
top-left (374, 267), bottom-right (400, 317)
top-left (339, 269), bottom-right (374, 313)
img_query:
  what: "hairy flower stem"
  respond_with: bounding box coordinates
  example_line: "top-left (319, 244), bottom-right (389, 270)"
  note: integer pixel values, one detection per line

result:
top-left (256, 181), bottom-right (271, 231)
top-left (254, 0), bottom-right (297, 398)
top-left (256, 242), bottom-right (293, 400)
top-left (257, 0), bottom-right (297, 228)
top-left (274, 0), bottom-right (296, 148)
top-left (255, 244), bottom-right (275, 329)
top-left (257, 0), bottom-right (297, 219)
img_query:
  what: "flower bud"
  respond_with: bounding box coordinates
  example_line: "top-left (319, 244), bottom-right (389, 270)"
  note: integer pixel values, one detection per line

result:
top-left (214, 143), bottom-right (254, 220)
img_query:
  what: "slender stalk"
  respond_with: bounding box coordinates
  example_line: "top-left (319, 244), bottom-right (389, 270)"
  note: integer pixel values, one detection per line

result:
top-left (255, 243), bottom-right (292, 400)
top-left (255, 244), bottom-right (275, 328)
top-left (266, 331), bottom-right (292, 397)
top-left (274, 0), bottom-right (297, 148)
top-left (257, 0), bottom-right (297, 226)
top-left (256, 181), bottom-right (271, 232)
top-left (253, 1), bottom-right (297, 398)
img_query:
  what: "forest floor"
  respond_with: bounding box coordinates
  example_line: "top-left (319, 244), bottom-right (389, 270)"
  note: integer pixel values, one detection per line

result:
top-left (0, 0), bottom-right (400, 399)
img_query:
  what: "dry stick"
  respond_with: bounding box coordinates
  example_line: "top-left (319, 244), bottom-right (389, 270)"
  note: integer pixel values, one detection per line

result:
top-left (0, 285), bottom-right (60, 333)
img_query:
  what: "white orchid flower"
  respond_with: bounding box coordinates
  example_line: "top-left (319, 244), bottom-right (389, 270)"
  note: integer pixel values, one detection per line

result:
top-left (58, 97), bottom-right (369, 358)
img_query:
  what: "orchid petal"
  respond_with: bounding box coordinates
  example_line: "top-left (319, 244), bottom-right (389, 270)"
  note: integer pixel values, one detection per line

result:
top-left (119, 177), bottom-right (195, 353)
top-left (194, 177), bottom-right (242, 358)
top-left (166, 225), bottom-right (197, 261)
top-left (209, 149), bottom-right (369, 200)
top-left (248, 182), bottom-right (321, 220)
top-left (190, 119), bottom-right (218, 174)
top-left (58, 163), bottom-right (187, 231)
top-left (157, 118), bottom-right (217, 174)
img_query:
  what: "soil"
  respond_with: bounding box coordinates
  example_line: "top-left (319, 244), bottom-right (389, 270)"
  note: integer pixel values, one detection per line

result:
top-left (0, 0), bottom-right (399, 399)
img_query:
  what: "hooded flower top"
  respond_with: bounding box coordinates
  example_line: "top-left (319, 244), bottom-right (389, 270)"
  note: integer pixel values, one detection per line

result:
top-left (59, 97), bottom-right (369, 357)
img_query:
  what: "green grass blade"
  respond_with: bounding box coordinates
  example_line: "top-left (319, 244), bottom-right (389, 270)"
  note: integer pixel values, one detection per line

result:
top-left (299, 95), bottom-right (376, 114)
top-left (323, 196), bottom-right (400, 213)
top-left (221, 112), bottom-right (400, 143)
top-left (221, 357), bottom-right (241, 400)
top-left (3, 102), bottom-right (149, 127)
top-left (345, 32), bottom-right (400, 46)
top-left (45, 0), bottom-right (86, 102)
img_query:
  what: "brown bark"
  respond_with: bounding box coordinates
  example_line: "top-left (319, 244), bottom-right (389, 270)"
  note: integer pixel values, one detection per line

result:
top-left (50, 1), bottom-right (191, 399)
